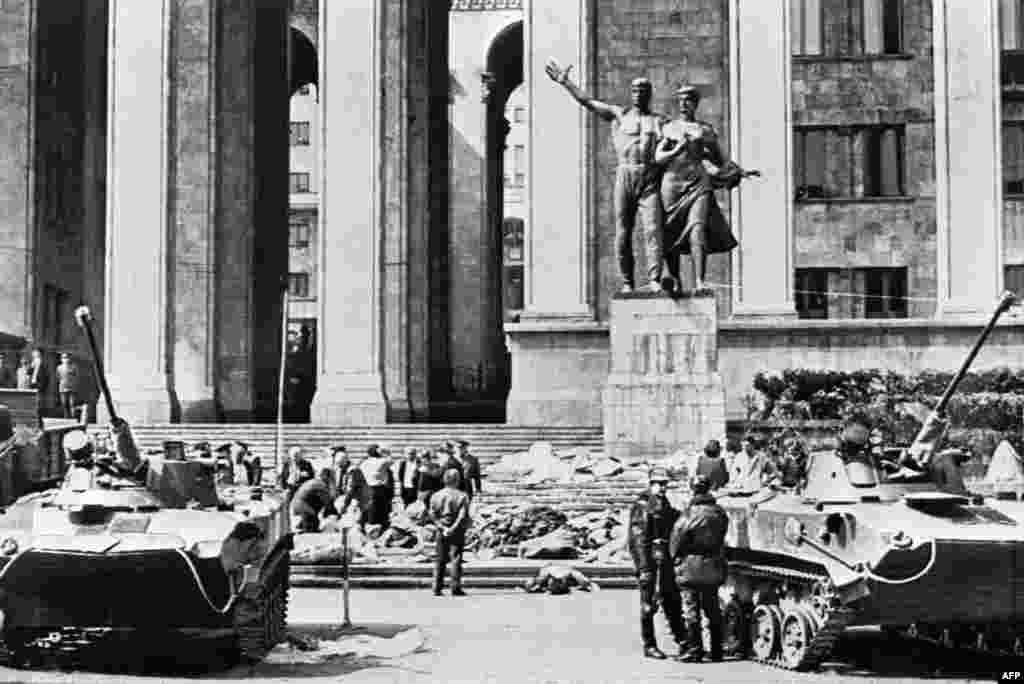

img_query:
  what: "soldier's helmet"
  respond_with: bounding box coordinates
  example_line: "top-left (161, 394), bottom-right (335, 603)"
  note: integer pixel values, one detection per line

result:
top-left (690, 475), bottom-right (712, 495)
top-left (648, 466), bottom-right (670, 484)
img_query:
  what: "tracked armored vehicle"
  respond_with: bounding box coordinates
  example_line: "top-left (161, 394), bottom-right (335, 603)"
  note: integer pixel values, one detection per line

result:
top-left (717, 292), bottom-right (1024, 670)
top-left (0, 306), bottom-right (292, 669)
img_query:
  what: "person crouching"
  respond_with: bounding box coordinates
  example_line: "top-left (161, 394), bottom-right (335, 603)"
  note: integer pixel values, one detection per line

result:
top-left (291, 468), bottom-right (338, 533)
top-left (670, 475), bottom-right (730, 663)
top-left (429, 468), bottom-right (471, 597)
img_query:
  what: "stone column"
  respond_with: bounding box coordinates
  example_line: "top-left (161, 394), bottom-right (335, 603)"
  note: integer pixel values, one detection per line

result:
top-left (104, 0), bottom-right (172, 422)
top-left (728, 0), bottom-right (796, 318)
top-left (311, 0), bottom-right (388, 424)
top-left (0, 2), bottom-right (35, 341)
top-left (934, 0), bottom-right (1003, 316)
top-left (520, 0), bottom-right (590, 319)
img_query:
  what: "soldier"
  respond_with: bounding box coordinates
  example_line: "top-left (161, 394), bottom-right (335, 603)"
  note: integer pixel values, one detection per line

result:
top-left (56, 352), bottom-right (79, 419)
top-left (456, 439), bottom-right (482, 499)
top-left (695, 439), bottom-right (729, 491)
top-left (670, 475), bottom-right (730, 663)
top-left (627, 466), bottom-right (688, 660)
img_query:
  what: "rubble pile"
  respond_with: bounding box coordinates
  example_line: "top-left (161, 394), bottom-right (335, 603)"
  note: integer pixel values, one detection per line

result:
top-left (486, 441), bottom-right (644, 485)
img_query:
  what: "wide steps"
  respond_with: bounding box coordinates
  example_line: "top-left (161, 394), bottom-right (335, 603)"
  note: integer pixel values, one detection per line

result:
top-left (291, 561), bottom-right (634, 589)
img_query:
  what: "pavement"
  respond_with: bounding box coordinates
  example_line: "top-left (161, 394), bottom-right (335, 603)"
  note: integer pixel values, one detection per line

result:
top-left (0, 588), bottom-right (1018, 683)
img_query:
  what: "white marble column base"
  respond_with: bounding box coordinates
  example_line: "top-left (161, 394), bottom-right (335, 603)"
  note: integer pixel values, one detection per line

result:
top-left (310, 372), bottom-right (387, 425)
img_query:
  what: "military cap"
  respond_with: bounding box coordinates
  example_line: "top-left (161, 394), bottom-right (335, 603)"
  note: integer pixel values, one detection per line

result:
top-left (456, 438), bottom-right (470, 447)
top-left (649, 466), bottom-right (670, 483)
top-left (704, 439), bottom-right (722, 456)
top-left (676, 83), bottom-right (701, 98)
top-left (691, 475), bottom-right (712, 495)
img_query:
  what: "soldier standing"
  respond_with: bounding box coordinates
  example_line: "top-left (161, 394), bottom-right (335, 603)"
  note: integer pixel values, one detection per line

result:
top-left (627, 466), bottom-right (688, 659)
top-left (57, 352), bottom-right (80, 419)
top-left (670, 475), bottom-right (730, 663)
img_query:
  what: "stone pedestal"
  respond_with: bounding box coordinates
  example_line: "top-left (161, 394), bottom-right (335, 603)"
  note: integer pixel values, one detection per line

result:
top-left (602, 292), bottom-right (726, 463)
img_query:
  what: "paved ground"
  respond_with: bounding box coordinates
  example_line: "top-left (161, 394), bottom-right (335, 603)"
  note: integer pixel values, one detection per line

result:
top-left (0, 588), bottom-right (1019, 683)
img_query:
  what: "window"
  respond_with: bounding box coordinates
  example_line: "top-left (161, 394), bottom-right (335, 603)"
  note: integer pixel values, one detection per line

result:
top-left (1004, 122), bottom-right (1024, 194)
top-left (287, 273), bottom-right (310, 299)
top-left (1006, 264), bottom-right (1024, 298)
top-left (791, 0), bottom-right (822, 55)
top-left (862, 0), bottom-right (902, 54)
top-left (289, 121), bottom-right (310, 146)
top-left (289, 172), bottom-right (310, 194)
top-left (795, 268), bottom-right (829, 319)
top-left (864, 267), bottom-right (907, 318)
top-left (504, 264), bottom-right (524, 315)
top-left (1002, 0), bottom-right (1024, 50)
top-left (794, 267), bottom-right (907, 319)
top-left (794, 125), bottom-right (905, 199)
top-left (513, 107), bottom-right (525, 124)
top-left (289, 219), bottom-right (311, 248)
top-left (503, 217), bottom-right (524, 263)
top-left (513, 145), bottom-right (525, 187)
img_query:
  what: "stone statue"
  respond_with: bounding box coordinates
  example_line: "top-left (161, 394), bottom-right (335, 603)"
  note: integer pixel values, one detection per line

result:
top-left (654, 84), bottom-right (760, 293)
top-left (545, 58), bottom-right (668, 294)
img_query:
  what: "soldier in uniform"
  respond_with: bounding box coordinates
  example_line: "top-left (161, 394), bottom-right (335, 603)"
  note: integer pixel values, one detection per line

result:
top-left (670, 475), bottom-right (730, 663)
top-left (627, 466), bottom-right (688, 659)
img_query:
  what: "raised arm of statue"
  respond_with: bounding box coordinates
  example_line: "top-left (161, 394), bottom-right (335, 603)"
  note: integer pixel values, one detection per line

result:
top-left (545, 58), bottom-right (620, 123)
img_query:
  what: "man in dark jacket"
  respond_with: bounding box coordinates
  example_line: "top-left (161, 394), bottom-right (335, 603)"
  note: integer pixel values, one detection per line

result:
top-left (429, 468), bottom-right (471, 596)
top-left (627, 466), bottom-right (688, 660)
top-left (335, 446), bottom-right (369, 527)
top-left (695, 439), bottom-right (729, 491)
top-left (291, 468), bottom-right (338, 533)
top-left (456, 439), bottom-right (482, 498)
top-left (670, 475), bottom-right (730, 663)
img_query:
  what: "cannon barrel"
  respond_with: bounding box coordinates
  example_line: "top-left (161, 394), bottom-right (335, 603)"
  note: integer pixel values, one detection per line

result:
top-left (907, 291), bottom-right (1017, 467)
top-left (74, 306), bottom-right (117, 424)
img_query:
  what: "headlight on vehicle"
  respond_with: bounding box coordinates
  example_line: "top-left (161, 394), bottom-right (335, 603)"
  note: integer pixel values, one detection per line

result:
top-left (1, 537), bottom-right (19, 555)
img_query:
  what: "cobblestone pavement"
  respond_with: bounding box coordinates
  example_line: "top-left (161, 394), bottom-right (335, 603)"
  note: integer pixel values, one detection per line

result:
top-left (0, 588), bottom-right (1014, 683)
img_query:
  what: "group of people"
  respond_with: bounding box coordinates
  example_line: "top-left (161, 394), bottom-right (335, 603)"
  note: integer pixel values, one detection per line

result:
top-left (628, 468), bottom-right (730, 664)
top-left (279, 439), bottom-right (484, 596)
top-left (0, 348), bottom-right (83, 421)
top-left (685, 435), bottom-right (809, 494)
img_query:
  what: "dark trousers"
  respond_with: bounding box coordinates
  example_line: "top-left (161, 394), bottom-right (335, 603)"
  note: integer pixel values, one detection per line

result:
top-left (639, 560), bottom-right (686, 649)
top-left (368, 486), bottom-right (392, 528)
top-left (400, 487), bottom-right (417, 507)
top-left (60, 392), bottom-right (76, 419)
top-left (680, 584), bottom-right (723, 658)
top-left (433, 535), bottom-right (464, 592)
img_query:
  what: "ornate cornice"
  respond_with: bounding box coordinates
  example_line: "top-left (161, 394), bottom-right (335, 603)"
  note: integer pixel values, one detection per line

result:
top-left (450, 0), bottom-right (522, 11)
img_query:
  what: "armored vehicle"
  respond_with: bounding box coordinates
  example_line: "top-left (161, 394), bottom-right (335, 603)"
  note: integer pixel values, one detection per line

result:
top-left (717, 292), bottom-right (1024, 670)
top-left (0, 306), bottom-right (292, 668)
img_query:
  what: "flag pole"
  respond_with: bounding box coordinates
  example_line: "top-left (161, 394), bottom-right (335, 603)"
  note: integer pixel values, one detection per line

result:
top-left (276, 281), bottom-right (290, 479)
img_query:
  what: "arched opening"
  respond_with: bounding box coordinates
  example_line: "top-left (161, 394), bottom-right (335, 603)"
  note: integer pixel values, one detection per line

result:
top-left (282, 25), bottom-right (319, 423)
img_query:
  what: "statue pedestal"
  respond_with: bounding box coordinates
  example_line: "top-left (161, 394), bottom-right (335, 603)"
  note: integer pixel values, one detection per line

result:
top-left (602, 291), bottom-right (726, 463)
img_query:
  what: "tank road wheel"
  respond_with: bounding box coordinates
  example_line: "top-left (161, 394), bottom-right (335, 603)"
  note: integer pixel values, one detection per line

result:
top-left (235, 554), bottom-right (290, 664)
top-left (750, 605), bottom-right (782, 662)
top-left (780, 608), bottom-right (816, 670)
top-left (720, 597), bottom-right (748, 658)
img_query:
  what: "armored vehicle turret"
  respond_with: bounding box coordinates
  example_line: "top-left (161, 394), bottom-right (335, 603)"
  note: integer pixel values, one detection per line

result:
top-left (716, 292), bottom-right (1024, 670)
top-left (0, 306), bottom-right (293, 669)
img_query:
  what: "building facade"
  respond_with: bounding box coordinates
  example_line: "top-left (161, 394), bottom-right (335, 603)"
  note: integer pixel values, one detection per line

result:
top-left (3, 0), bottom-right (1024, 426)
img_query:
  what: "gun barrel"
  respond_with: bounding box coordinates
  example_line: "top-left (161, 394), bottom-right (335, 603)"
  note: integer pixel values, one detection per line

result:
top-left (74, 306), bottom-right (118, 424)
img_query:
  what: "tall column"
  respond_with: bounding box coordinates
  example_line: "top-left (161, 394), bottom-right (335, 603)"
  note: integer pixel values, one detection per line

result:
top-left (104, 0), bottom-right (172, 422)
top-left (934, 0), bottom-right (1003, 316)
top-left (311, 0), bottom-right (388, 424)
top-left (0, 2), bottom-right (35, 341)
top-left (729, 0), bottom-right (796, 318)
top-left (521, 0), bottom-right (590, 319)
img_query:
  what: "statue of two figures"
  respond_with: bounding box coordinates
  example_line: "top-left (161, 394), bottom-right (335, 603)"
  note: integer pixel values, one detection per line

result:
top-left (545, 58), bottom-right (760, 296)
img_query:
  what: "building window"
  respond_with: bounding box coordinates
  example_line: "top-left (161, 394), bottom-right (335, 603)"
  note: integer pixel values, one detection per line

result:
top-left (864, 267), bottom-right (907, 318)
top-left (289, 220), bottom-right (311, 248)
top-left (862, 0), bottom-right (902, 54)
top-left (287, 273), bottom-right (310, 299)
top-left (513, 145), bottom-right (525, 187)
top-left (513, 107), bottom-right (525, 124)
top-left (1007, 264), bottom-right (1024, 298)
top-left (794, 125), bottom-right (905, 200)
top-left (795, 268), bottom-right (829, 319)
top-left (504, 264), bottom-right (524, 315)
top-left (503, 217), bottom-right (524, 264)
top-left (289, 172), bottom-right (311, 194)
top-left (795, 267), bottom-right (907, 319)
top-left (791, 0), bottom-right (822, 55)
top-left (290, 121), bottom-right (310, 146)
top-left (1004, 122), bottom-right (1024, 194)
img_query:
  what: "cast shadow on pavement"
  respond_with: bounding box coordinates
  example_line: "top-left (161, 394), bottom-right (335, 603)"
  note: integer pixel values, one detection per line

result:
top-left (824, 629), bottom-right (1024, 680)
